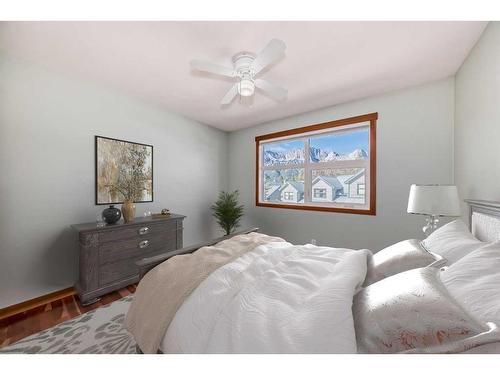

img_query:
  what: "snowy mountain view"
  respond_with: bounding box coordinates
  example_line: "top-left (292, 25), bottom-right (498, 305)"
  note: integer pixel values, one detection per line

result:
top-left (263, 129), bottom-right (369, 166)
top-left (263, 147), bottom-right (368, 166)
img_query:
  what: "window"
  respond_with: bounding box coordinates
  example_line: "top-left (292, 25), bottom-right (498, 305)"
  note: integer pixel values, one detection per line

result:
top-left (255, 113), bottom-right (377, 215)
top-left (314, 188), bottom-right (327, 199)
top-left (357, 183), bottom-right (366, 196)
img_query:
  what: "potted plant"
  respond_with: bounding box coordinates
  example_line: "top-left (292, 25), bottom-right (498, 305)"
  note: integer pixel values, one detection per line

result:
top-left (211, 191), bottom-right (244, 235)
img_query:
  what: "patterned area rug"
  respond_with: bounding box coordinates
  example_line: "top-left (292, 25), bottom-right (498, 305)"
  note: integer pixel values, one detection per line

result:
top-left (0, 296), bottom-right (136, 354)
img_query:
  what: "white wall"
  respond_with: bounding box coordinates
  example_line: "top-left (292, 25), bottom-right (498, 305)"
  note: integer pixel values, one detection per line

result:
top-left (229, 78), bottom-right (455, 251)
top-left (0, 55), bottom-right (228, 308)
top-left (455, 22), bottom-right (500, 218)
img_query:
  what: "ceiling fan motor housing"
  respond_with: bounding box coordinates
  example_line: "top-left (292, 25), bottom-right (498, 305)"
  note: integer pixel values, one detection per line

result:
top-left (232, 51), bottom-right (256, 77)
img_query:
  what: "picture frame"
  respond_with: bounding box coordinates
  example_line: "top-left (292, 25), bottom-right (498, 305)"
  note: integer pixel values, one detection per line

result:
top-left (95, 135), bottom-right (154, 205)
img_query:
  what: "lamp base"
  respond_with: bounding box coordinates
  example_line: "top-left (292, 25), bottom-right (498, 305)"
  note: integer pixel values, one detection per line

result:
top-left (422, 215), bottom-right (439, 237)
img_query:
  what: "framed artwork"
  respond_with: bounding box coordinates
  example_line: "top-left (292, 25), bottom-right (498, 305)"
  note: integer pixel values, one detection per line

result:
top-left (95, 136), bottom-right (153, 205)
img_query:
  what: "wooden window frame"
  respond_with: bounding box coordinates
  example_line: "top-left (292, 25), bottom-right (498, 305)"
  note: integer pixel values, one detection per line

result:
top-left (255, 112), bottom-right (377, 215)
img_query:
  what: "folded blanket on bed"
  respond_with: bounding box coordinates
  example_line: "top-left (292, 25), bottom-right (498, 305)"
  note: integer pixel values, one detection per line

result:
top-left (124, 232), bottom-right (287, 353)
top-left (160, 242), bottom-right (372, 353)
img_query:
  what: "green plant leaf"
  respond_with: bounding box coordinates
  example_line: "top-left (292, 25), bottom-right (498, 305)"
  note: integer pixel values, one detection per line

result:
top-left (211, 190), bottom-right (245, 235)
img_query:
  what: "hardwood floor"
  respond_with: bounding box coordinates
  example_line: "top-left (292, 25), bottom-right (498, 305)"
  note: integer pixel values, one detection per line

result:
top-left (0, 284), bottom-right (136, 349)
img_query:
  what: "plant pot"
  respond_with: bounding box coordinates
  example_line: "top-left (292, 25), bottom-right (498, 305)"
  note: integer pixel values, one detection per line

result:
top-left (102, 205), bottom-right (121, 224)
top-left (121, 199), bottom-right (136, 223)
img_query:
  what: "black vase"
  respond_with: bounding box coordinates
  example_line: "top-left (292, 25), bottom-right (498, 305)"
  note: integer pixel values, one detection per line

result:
top-left (102, 205), bottom-right (121, 224)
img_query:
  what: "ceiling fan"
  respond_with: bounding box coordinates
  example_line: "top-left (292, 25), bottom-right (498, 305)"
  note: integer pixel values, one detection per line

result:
top-left (190, 39), bottom-right (288, 106)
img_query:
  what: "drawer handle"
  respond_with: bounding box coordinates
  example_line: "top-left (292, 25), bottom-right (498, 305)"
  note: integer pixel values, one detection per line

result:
top-left (138, 227), bottom-right (149, 235)
top-left (139, 240), bottom-right (150, 249)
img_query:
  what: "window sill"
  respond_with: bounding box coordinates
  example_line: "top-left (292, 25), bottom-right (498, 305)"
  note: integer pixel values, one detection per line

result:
top-left (255, 202), bottom-right (376, 215)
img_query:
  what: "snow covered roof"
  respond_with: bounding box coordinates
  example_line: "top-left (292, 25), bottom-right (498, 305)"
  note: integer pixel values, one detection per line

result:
top-left (313, 170), bottom-right (364, 191)
top-left (343, 169), bottom-right (365, 184)
top-left (312, 175), bottom-right (343, 190)
top-left (265, 185), bottom-right (281, 196)
top-left (286, 181), bottom-right (304, 193)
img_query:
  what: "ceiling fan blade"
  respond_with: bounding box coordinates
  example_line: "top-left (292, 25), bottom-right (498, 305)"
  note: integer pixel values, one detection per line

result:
top-left (221, 84), bottom-right (239, 105)
top-left (250, 39), bottom-right (286, 75)
top-left (190, 59), bottom-right (236, 78)
top-left (254, 79), bottom-right (288, 101)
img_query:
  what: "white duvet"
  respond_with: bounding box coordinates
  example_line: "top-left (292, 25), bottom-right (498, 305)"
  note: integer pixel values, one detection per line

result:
top-left (160, 241), bottom-right (371, 353)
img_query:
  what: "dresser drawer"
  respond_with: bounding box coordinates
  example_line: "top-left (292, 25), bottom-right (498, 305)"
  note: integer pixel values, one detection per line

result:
top-left (99, 248), bottom-right (177, 286)
top-left (99, 232), bottom-right (178, 264)
top-left (98, 220), bottom-right (177, 243)
top-left (98, 253), bottom-right (145, 286)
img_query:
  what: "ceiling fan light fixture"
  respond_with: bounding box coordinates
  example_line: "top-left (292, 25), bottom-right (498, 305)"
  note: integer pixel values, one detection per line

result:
top-left (238, 79), bottom-right (255, 97)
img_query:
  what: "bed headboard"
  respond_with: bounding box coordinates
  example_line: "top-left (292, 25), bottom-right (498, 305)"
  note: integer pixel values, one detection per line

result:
top-left (465, 199), bottom-right (500, 242)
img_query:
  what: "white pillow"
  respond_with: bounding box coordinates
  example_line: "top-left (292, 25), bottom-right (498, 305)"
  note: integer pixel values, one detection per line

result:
top-left (421, 219), bottom-right (484, 263)
top-left (441, 241), bottom-right (500, 326)
top-left (365, 239), bottom-right (445, 285)
top-left (354, 267), bottom-right (500, 354)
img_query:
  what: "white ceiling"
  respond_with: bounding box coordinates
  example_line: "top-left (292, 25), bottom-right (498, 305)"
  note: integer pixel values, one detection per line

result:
top-left (0, 21), bottom-right (487, 131)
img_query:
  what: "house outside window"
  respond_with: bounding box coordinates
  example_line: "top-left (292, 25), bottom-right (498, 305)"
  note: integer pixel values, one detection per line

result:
top-left (255, 113), bottom-right (377, 215)
top-left (357, 183), bottom-right (366, 196)
top-left (314, 188), bottom-right (327, 199)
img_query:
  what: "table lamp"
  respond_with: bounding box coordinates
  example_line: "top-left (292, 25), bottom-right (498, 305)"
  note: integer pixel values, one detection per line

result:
top-left (407, 184), bottom-right (461, 236)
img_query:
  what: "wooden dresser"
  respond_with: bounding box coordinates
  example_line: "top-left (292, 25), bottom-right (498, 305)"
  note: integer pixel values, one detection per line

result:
top-left (72, 214), bottom-right (185, 305)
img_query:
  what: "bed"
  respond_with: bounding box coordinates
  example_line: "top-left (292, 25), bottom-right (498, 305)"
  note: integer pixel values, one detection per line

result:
top-left (125, 199), bottom-right (500, 354)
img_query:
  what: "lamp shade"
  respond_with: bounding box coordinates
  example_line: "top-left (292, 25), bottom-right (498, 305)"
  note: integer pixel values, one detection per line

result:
top-left (407, 184), bottom-right (461, 216)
